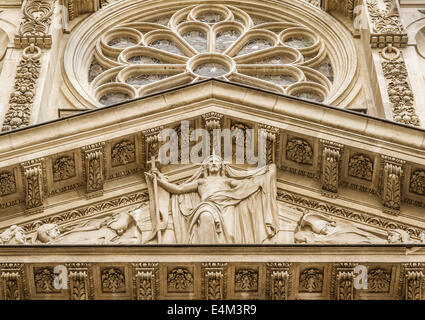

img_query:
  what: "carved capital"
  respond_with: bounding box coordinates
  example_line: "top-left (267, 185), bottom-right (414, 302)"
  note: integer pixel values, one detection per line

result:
top-left (202, 112), bottom-right (223, 131)
top-left (21, 158), bottom-right (44, 212)
top-left (202, 262), bottom-right (227, 300)
top-left (320, 140), bottom-right (343, 196)
top-left (405, 271), bottom-right (424, 300)
top-left (143, 126), bottom-right (163, 165)
top-left (133, 263), bottom-right (159, 300)
top-left (382, 156), bottom-right (405, 214)
top-left (266, 262), bottom-right (291, 300)
top-left (82, 142), bottom-right (105, 197)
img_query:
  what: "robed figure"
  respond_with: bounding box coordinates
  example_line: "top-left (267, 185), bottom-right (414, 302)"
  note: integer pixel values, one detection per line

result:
top-left (144, 155), bottom-right (279, 244)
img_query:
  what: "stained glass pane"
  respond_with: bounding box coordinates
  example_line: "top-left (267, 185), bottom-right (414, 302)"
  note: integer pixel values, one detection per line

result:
top-left (128, 56), bottom-right (162, 64)
top-left (182, 30), bottom-right (207, 53)
top-left (149, 40), bottom-right (184, 56)
top-left (254, 55), bottom-right (294, 64)
top-left (294, 92), bottom-right (323, 103)
top-left (194, 63), bottom-right (228, 77)
top-left (197, 12), bottom-right (223, 24)
top-left (108, 37), bottom-right (137, 48)
top-left (216, 30), bottom-right (240, 53)
top-left (284, 37), bottom-right (313, 48)
top-left (254, 74), bottom-right (297, 86)
top-left (237, 39), bottom-right (272, 56)
top-left (88, 60), bottom-right (106, 83)
top-left (126, 74), bottom-right (168, 86)
top-left (316, 60), bottom-right (334, 82)
top-left (99, 92), bottom-right (130, 106)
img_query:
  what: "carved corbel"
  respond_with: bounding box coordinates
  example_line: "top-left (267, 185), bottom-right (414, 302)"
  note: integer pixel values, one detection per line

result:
top-left (405, 271), bottom-right (424, 300)
top-left (82, 142), bottom-right (105, 197)
top-left (266, 263), bottom-right (291, 300)
top-left (331, 263), bottom-right (356, 300)
top-left (1, 264), bottom-right (24, 300)
top-left (21, 158), bottom-right (44, 213)
top-left (133, 263), bottom-right (159, 300)
top-left (202, 112), bottom-right (223, 155)
top-left (381, 156), bottom-right (405, 215)
top-left (143, 126), bottom-right (163, 168)
top-left (67, 263), bottom-right (91, 300)
top-left (320, 140), bottom-right (343, 197)
top-left (201, 263), bottom-right (227, 300)
top-left (259, 125), bottom-right (279, 165)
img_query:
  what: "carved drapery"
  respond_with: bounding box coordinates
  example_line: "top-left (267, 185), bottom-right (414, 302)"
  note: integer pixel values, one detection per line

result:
top-left (21, 158), bottom-right (44, 212)
top-left (82, 142), bottom-right (105, 197)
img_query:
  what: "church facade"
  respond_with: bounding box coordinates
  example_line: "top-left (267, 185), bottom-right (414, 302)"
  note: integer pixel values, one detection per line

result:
top-left (1, 0), bottom-right (425, 300)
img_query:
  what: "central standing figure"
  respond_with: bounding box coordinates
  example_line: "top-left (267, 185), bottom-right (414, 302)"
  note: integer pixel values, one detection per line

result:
top-left (144, 155), bottom-right (279, 244)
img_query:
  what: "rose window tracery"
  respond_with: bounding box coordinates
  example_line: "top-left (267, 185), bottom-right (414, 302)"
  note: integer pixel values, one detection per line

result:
top-left (85, 4), bottom-right (338, 106)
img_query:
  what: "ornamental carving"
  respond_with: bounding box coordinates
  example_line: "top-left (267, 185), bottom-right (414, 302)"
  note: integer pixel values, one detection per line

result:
top-left (382, 157), bottom-right (404, 211)
top-left (167, 268), bottom-right (194, 292)
top-left (21, 158), bottom-right (44, 211)
top-left (260, 125), bottom-right (279, 165)
top-left (368, 268), bottom-right (391, 292)
top-left (286, 138), bottom-right (313, 165)
top-left (366, 0), bottom-right (407, 48)
top-left (100, 268), bottom-right (125, 293)
top-left (34, 267), bottom-right (58, 293)
top-left (111, 140), bottom-right (136, 167)
top-left (0, 171), bottom-right (16, 196)
top-left (235, 269), bottom-right (258, 292)
top-left (202, 263), bottom-right (227, 300)
top-left (299, 268), bottom-right (323, 293)
top-left (321, 141), bottom-right (343, 194)
top-left (2, 45), bottom-right (41, 131)
top-left (53, 156), bottom-right (76, 182)
top-left (1, 272), bottom-right (21, 300)
top-left (143, 126), bottom-right (163, 164)
top-left (336, 271), bottom-right (354, 300)
top-left (15, 0), bottom-right (55, 49)
top-left (405, 271), bottom-right (424, 300)
top-left (133, 262), bottom-right (159, 300)
top-left (381, 57), bottom-right (420, 126)
top-left (266, 263), bottom-right (292, 300)
top-left (82, 142), bottom-right (105, 196)
top-left (348, 154), bottom-right (373, 181)
top-left (410, 170), bottom-right (425, 196)
top-left (67, 263), bottom-right (91, 300)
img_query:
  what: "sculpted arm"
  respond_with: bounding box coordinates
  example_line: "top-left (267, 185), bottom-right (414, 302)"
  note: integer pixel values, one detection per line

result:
top-left (156, 177), bottom-right (198, 194)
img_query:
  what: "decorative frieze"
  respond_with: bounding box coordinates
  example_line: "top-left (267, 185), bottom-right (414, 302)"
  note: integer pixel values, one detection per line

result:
top-left (286, 138), bottom-right (313, 165)
top-left (133, 263), bottom-right (159, 300)
top-left (382, 156), bottom-right (405, 213)
top-left (14, 0), bottom-right (55, 49)
top-left (21, 158), bottom-right (44, 212)
top-left (320, 140), bottom-right (343, 196)
top-left (82, 142), bottom-right (105, 197)
top-left (201, 263), bottom-right (227, 300)
top-left (2, 45), bottom-right (41, 131)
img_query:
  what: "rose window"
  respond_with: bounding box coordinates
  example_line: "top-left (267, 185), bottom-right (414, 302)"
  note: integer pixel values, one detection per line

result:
top-left (88, 4), bottom-right (335, 106)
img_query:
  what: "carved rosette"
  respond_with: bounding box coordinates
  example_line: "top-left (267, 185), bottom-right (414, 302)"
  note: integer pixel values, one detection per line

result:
top-left (202, 263), bottom-right (227, 300)
top-left (348, 154), bottom-right (373, 181)
top-left (0, 171), bottom-right (17, 196)
top-left (286, 138), bottom-right (313, 165)
top-left (34, 267), bottom-right (58, 293)
top-left (410, 170), bottom-right (425, 196)
top-left (21, 159), bottom-right (44, 212)
top-left (143, 126), bottom-right (163, 166)
top-left (368, 268), bottom-right (391, 292)
top-left (53, 156), bottom-right (76, 182)
top-left (82, 142), bottom-right (105, 197)
top-left (259, 125), bottom-right (279, 165)
top-left (320, 140), bottom-right (343, 195)
top-left (1, 264), bottom-right (24, 300)
top-left (299, 268), bottom-right (323, 293)
top-left (382, 156), bottom-right (405, 213)
top-left (234, 269), bottom-right (258, 292)
top-left (100, 267), bottom-right (125, 293)
top-left (15, 0), bottom-right (55, 49)
top-left (133, 263), bottom-right (159, 300)
top-left (67, 263), bottom-right (91, 300)
top-left (111, 140), bottom-right (136, 167)
top-left (167, 268), bottom-right (193, 291)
